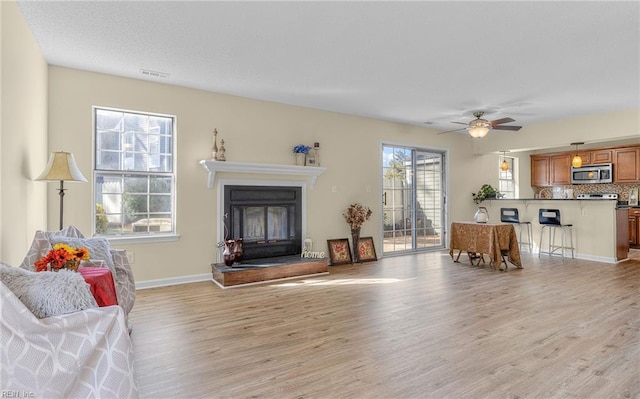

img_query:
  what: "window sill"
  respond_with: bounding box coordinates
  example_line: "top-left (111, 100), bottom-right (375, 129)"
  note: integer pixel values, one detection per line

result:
top-left (103, 234), bottom-right (181, 245)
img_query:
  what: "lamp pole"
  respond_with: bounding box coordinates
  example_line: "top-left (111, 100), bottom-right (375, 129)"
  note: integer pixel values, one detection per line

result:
top-left (57, 180), bottom-right (66, 230)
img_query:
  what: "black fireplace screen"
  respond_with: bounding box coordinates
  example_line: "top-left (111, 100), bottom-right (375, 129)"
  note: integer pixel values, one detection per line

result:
top-left (225, 186), bottom-right (302, 260)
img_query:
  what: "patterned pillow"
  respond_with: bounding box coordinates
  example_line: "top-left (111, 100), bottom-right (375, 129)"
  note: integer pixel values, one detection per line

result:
top-left (50, 237), bottom-right (115, 276)
top-left (19, 226), bottom-right (85, 271)
top-left (0, 262), bottom-right (97, 318)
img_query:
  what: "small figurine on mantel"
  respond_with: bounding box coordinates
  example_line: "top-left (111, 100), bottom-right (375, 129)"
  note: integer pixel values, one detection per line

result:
top-left (211, 129), bottom-right (219, 160)
top-left (217, 139), bottom-right (226, 161)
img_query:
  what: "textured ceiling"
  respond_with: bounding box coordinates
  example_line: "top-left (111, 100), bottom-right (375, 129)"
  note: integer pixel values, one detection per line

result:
top-left (16, 1), bottom-right (640, 132)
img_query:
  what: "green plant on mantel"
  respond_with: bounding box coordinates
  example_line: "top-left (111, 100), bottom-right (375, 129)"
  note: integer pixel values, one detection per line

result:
top-left (472, 184), bottom-right (503, 204)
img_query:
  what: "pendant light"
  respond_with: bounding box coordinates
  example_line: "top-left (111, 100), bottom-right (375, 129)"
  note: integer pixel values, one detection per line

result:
top-left (570, 142), bottom-right (584, 168)
top-left (500, 151), bottom-right (509, 172)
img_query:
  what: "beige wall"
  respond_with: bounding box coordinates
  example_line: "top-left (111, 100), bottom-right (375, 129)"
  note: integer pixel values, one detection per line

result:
top-left (47, 66), bottom-right (485, 283)
top-left (0, 0), bottom-right (49, 265)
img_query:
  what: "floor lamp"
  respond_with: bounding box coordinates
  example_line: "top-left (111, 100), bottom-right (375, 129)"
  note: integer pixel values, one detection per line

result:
top-left (36, 151), bottom-right (87, 230)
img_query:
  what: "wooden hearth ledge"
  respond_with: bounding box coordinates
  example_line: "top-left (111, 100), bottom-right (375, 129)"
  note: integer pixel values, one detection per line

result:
top-left (212, 255), bottom-right (329, 288)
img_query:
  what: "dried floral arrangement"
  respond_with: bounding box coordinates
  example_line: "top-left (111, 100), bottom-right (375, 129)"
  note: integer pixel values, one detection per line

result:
top-left (343, 203), bottom-right (372, 231)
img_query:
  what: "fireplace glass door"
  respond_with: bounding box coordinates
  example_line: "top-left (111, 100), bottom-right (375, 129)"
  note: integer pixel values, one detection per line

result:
top-left (236, 206), bottom-right (292, 243)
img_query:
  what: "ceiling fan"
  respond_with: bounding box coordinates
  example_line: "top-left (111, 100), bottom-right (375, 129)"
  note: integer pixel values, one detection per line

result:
top-left (438, 111), bottom-right (522, 138)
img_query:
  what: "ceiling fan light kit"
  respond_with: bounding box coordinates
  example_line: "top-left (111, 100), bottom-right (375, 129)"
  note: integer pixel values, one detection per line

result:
top-left (467, 118), bottom-right (491, 138)
top-left (440, 111), bottom-right (522, 137)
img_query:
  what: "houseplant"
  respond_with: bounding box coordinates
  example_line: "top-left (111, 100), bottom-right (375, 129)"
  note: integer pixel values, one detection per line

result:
top-left (472, 184), bottom-right (502, 204)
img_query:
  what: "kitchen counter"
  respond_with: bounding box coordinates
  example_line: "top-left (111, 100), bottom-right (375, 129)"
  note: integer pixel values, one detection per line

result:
top-left (491, 198), bottom-right (639, 209)
top-left (480, 198), bottom-right (625, 263)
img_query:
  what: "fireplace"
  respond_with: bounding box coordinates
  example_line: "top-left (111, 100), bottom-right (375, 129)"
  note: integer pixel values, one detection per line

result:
top-left (224, 185), bottom-right (302, 260)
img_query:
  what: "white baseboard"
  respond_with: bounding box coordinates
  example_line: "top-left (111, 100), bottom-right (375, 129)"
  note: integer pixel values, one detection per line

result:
top-left (537, 251), bottom-right (617, 264)
top-left (135, 273), bottom-right (212, 290)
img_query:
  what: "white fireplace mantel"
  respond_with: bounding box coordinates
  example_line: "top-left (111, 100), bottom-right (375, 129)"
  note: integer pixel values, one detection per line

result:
top-left (199, 160), bottom-right (327, 190)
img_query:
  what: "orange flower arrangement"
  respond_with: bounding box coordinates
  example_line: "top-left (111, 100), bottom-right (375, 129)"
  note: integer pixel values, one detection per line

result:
top-left (34, 243), bottom-right (90, 272)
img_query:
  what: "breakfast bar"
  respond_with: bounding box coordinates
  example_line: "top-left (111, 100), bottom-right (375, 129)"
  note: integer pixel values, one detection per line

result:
top-left (477, 197), bottom-right (626, 263)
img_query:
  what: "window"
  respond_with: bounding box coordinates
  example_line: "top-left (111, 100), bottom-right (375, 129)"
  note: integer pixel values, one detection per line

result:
top-left (498, 156), bottom-right (515, 199)
top-left (93, 107), bottom-right (176, 237)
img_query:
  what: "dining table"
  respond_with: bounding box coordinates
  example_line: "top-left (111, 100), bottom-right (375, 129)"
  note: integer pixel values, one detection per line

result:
top-left (449, 222), bottom-right (522, 270)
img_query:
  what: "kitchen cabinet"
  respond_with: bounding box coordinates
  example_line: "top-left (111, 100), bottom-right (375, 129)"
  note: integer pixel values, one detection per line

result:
top-left (614, 147), bottom-right (640, 183)
top-left (567, 150), bottom-right (612, 166)
top-left (589, 149), bottom-right (613, 164)
top-left (574, 151), bottom-right (591, 165)
top-left (617, 208), bottom-right (630, 260)
top-left (630, 208), bottom-right (640, 249)
top-left (531, 155), bottom-right (550, 186)
top-left (531, 144), bottom-right (638, 187)
top-left (549, 154), bottom-right (571, 185)
top-left (530, 154), bottom-right (571, 186)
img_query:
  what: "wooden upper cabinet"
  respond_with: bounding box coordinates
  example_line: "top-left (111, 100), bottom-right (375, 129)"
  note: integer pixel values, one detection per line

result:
top-left (573, 149), bottom-right (612, 165)
top-left (549, 154), bottom-right (572, 185)
top-left (575, 151), bottom-right (591, 165)
top-left (531, 155), bottom-right (550, 186)
top-left (614, 147), bottom-right (640, 183)
top-left (590, 149), bottom-right (613, 164)
top-left (531, 144), bottom-right (639, 187)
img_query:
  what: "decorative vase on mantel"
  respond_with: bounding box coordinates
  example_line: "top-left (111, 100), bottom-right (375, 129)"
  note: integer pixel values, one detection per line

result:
top-left (351, 228), bottom-right (361, 263)
top-left (295, 153), bottom-right (306, 166)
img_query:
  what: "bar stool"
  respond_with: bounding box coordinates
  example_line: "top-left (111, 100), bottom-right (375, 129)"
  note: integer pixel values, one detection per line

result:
top-left (538, 209), bottom-right (574, 259)
top-left (500, 208), bottom-right (532, 252)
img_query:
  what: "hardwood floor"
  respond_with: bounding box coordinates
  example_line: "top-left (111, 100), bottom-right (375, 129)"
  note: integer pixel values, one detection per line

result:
top-left (129, 251), bottom-right (640, 399)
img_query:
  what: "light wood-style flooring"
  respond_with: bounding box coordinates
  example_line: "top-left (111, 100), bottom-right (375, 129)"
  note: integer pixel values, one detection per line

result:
top-left (129, 250), bottom-right (640, 399)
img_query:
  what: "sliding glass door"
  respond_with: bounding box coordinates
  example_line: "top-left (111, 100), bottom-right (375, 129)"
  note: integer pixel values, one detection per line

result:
top-left (382, 145), bottom-right (445, 255)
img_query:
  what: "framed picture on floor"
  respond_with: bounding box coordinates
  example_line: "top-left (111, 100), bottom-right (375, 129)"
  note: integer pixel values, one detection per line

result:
top-left (357, 237), bottom-right (377, 262)
top-left (327, 238), bottom-right (352, 265)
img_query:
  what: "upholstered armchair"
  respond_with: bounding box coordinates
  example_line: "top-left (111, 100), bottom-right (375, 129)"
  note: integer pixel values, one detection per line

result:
top-left (19, 226), bottom-right (136, 316)
top-left (0, 266), bottom-right (138, 398)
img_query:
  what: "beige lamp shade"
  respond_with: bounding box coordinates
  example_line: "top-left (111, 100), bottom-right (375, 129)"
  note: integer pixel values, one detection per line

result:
top-left (36, 152), bottom-right (87, 182)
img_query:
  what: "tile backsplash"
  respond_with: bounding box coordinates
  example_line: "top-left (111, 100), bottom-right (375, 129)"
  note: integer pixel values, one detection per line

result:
top-left (535, 183), bottom-right (640, 200)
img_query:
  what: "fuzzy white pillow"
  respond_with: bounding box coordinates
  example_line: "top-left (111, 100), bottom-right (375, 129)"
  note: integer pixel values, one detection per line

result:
top-left (0, 262), bottom-right (97, 318)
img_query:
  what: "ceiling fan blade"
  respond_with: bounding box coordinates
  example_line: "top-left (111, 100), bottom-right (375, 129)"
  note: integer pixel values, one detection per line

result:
top-left (437, 127), bottom-right (466, 135)
top-left (450, 121), bottom-right (468, 125)
top-left (490, 117), bottom-right (515, 126)
top-left (492, 125), bottom-right (522, 131)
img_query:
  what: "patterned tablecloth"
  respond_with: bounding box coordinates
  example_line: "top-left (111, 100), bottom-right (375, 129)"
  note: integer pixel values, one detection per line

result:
top-left (78, 267), bottom-right (119, 307)
top-left (449, 222), bottom-right (522, 270)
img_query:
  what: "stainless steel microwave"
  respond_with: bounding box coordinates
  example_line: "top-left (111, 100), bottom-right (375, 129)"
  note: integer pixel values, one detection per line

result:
top-left (570, 163), bottom-right (613, 184)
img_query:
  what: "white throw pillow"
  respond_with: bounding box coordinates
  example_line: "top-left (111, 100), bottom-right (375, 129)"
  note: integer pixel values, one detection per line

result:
top-left (0, 262), bottom-right (97, 318)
